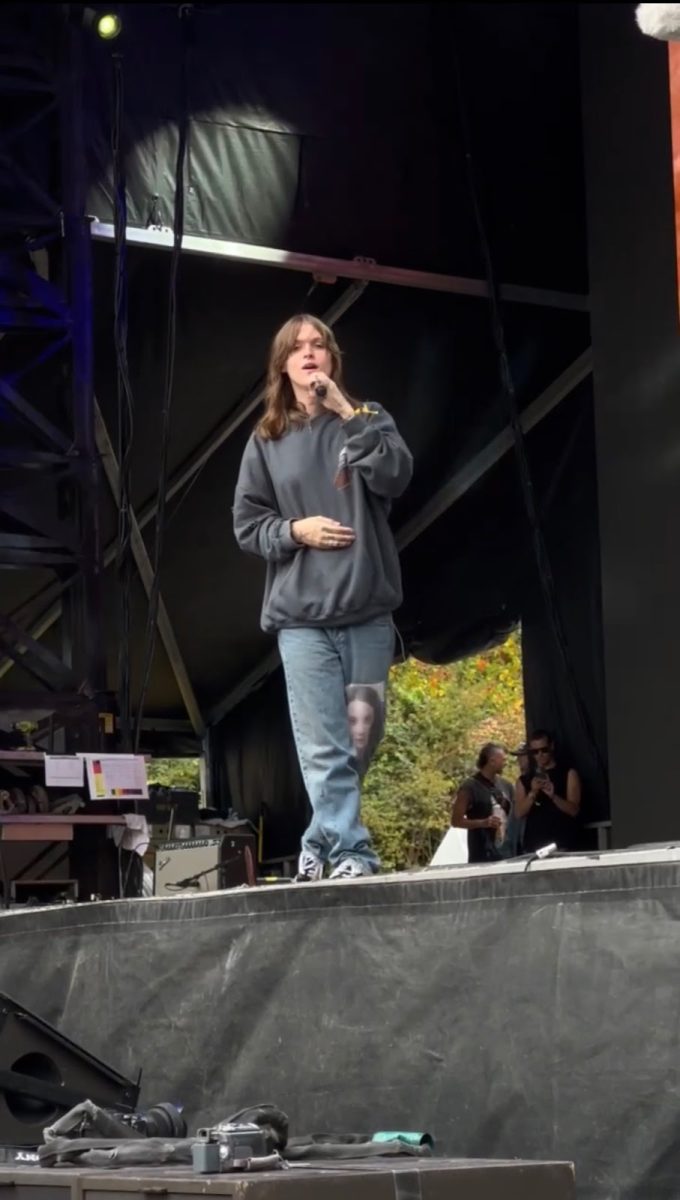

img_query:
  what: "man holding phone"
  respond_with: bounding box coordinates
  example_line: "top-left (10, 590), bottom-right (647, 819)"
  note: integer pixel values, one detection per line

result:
top-left (514, 730), bottom-right (582, 853)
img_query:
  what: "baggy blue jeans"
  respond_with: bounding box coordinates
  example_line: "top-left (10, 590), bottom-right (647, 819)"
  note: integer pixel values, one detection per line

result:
top-left (278, 619), bottom-right (395, 871)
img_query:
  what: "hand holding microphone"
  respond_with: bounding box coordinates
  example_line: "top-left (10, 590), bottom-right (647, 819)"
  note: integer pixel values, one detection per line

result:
top-left (308, 372), bottom-right (354, 420)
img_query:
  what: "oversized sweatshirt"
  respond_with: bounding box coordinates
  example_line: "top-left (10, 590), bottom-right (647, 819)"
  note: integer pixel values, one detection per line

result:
top-left (232, 404), bottom-right (413, 632)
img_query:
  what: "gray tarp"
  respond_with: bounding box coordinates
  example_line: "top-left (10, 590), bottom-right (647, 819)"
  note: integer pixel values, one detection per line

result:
top-left (0, 858), bottom-right (678, 1199)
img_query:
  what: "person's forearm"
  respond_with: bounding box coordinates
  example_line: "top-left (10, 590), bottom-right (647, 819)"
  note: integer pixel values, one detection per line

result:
top-left (234, 510), bottom-right (300, 562)
top-left (514, 796), bottom-right (534, 818)
top-left (337, 397), bottom-right (355, 421)
top-left (552, 795), bottom-right (579, 817)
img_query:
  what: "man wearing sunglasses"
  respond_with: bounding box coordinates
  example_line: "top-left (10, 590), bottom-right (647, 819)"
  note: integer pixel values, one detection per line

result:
top-left (514, 730), bottom-right (581, 853)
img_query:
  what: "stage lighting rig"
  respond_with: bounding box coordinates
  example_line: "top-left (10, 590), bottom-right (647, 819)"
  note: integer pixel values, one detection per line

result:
top-left (78, 7), bottom-right (123, 40)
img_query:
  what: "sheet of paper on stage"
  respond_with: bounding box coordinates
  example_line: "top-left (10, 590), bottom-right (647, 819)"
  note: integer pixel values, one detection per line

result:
top-left (44, 755), bottom-right (85, 788)
top-left (83, 754), bottom-right (149, 801)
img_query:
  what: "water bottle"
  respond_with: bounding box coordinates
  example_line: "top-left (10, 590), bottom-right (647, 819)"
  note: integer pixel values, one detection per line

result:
top-left (491, 795), bottom-right (507, 847)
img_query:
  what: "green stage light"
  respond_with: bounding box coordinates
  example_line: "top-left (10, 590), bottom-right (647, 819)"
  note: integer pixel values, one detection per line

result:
top-left (95, 12), bottom-right (122, 39)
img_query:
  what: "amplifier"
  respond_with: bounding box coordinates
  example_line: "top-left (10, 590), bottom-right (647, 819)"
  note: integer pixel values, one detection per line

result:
top-left (154, 834), bottom-right (256, 896)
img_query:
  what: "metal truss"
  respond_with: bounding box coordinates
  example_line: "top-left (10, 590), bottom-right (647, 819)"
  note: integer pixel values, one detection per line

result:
top-left (91, 222), bottom-right (590, 314)
top-left (0, 9), bottom-right (104, 749)
top-left (0, 10), bottom-right (593, 749)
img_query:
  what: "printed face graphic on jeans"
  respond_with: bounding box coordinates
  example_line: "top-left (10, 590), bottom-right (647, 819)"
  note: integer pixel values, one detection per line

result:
top-left (346, 683), bottom-right (385, 768)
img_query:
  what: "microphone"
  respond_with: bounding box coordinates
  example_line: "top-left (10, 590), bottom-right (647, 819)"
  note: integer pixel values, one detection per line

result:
top-left (523, 842), bottom-right (559, 873)
top-left (533, 842), bottom-right (558, 860)
top-left (171, 864), bottom-right (221, 889)
top-left (313, 382), bottom-right (327, 400)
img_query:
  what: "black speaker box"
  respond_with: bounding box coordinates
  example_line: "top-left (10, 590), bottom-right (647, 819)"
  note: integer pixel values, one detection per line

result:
top-left (0, 993), bottom-right (139, 1147)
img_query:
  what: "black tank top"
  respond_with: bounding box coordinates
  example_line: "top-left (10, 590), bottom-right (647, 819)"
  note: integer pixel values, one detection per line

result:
top-left (462, 773), bottom-right (512, 863)
top-left (521, 765), bottom-right (576, 852)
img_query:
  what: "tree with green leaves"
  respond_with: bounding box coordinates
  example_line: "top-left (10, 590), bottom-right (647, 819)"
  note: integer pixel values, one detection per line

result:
top-left (146, 757), bottom-right (200, 792)
top-left (362, 632), bottom-right (524, 870)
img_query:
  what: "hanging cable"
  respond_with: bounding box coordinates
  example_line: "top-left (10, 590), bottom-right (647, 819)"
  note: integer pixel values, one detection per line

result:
top-left (133, 5), bottom-right (192, 753)
top-left (451, 34), bottom-right (608, 789)
top-left (111, 50), bottom-right (135, 751)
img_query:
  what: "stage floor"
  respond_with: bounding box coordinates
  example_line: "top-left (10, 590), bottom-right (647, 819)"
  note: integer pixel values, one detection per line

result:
top-left (0, 847), bottom-right (678, 1199)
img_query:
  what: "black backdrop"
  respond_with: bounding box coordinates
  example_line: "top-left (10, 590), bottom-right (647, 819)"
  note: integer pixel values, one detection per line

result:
top-left (0, 2), bottom-right (608, 833)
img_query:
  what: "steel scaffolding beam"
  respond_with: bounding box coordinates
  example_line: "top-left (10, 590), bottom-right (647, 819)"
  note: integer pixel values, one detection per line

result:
top-left (90, 221), bottom-right (590, 313)
top-left (0, 9), bottom-right (103, 746)
top-left (95, 403), bottom-right (206, 738)
top-left (59, 20), bottom-right (105, 698)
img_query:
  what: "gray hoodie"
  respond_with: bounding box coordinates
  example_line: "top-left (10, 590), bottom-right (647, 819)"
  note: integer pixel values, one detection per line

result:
top-left (233, 404), bottom-right (413, 632)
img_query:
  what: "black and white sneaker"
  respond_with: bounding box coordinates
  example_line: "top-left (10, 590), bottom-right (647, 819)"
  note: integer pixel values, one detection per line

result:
top-left (295, 850), bottom-right (324, 882)
top-left (329, 858), bottom-right (373, 881)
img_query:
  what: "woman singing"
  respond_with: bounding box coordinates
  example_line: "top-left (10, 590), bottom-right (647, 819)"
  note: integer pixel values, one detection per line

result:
top-left (233, 314), bottom-right (413, 881)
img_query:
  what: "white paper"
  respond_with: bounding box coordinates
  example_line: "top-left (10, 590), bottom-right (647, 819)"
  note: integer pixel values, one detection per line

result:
top-left (83, 754), bottom-right (149, 801)
top-left (44, 755), bottom-right (84, 788)
top-left (429, 826), bottom-right (469, 867)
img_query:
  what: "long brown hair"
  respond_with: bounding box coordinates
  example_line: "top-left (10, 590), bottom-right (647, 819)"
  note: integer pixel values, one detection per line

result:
top-left (255, 314), bottom-right (344, 441)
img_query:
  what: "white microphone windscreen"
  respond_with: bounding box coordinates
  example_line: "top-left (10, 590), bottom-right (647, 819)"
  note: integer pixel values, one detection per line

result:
top-left (636, 4), bottom-right (680, 41)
